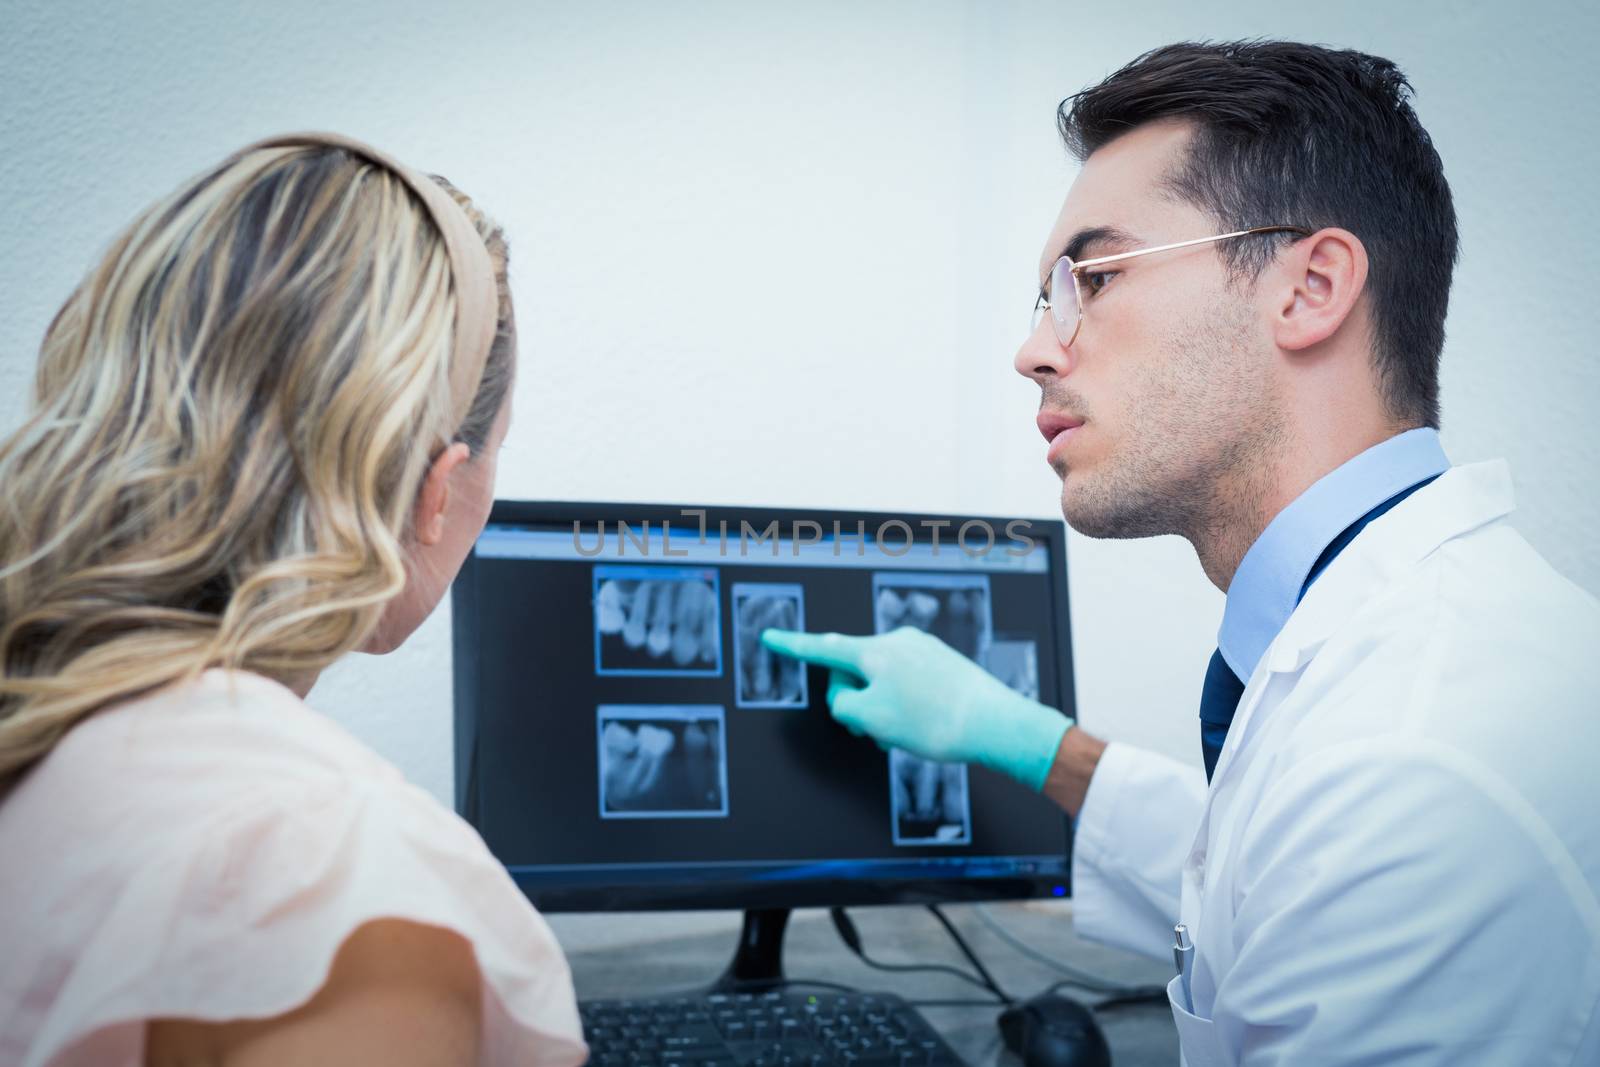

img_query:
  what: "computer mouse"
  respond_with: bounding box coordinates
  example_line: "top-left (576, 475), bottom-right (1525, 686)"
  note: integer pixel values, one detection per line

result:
top-left (997, 992), bottom-right (1111, 1067)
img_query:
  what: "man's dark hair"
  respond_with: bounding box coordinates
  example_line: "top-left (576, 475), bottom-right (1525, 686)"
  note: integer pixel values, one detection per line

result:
top-left (1059, 41), bottom-right (1458, 428)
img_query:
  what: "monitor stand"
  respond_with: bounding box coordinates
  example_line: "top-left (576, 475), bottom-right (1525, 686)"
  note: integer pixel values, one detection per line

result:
top-left (711, 908), bottom-right (791, 992)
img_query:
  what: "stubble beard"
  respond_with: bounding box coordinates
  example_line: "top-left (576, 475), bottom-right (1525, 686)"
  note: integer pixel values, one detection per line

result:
top-left (1052, 300), bottom-right (1283, 548)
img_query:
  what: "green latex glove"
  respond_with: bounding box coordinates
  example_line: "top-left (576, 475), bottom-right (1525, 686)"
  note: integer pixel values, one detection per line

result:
top-left (760, 626), bottom-right (1074, 792)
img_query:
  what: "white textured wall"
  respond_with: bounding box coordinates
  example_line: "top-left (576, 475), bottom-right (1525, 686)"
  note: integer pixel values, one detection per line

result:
top-left (3, 1), bottom-right (1596, 807)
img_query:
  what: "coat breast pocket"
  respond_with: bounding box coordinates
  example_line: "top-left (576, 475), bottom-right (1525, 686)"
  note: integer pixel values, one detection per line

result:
top-left (1167, 974), bottom-right (1229, 1067)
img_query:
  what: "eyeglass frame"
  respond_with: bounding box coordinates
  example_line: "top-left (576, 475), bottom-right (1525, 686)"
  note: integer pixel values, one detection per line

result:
top-left (1031, 226), bottom-right (1312, 348)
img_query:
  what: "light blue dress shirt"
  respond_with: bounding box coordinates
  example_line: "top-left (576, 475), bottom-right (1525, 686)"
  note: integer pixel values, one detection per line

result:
top-left (1218, 427), bottom-right (1452, 683)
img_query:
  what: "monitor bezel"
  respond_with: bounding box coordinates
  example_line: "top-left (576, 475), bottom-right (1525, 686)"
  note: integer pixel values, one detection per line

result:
top-left (452, 500), bottom-right (1077, 913)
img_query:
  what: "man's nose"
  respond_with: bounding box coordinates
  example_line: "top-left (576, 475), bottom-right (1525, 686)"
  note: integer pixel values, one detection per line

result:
top-left (1013, 313), bottom-right (1074, 383)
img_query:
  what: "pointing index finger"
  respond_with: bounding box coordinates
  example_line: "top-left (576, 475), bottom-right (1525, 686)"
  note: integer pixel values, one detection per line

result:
top-left (760, 628), bottom-right (870, 676)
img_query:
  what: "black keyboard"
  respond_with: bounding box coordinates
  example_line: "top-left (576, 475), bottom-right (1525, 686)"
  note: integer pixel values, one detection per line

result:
top-left (578, 989), bottom-right (967, 1066)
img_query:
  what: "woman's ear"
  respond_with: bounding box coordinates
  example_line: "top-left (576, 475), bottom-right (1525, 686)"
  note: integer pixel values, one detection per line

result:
top-left (1271, 228), bottom-right (1369, 352)
top-left (413, 442), bottom-right (472, 546)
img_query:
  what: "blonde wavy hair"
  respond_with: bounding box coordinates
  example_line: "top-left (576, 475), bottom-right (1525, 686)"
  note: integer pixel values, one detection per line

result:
top-left (0, 142), bottom-right (513, 790)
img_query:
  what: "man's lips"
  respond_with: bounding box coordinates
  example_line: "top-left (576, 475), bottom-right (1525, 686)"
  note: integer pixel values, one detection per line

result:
top-left (1035, 412), bottom-right (1085, 442)
top-left (1037, 411), bottom-right (1085, 463)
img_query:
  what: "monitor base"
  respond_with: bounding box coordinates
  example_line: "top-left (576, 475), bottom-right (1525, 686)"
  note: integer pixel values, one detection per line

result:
top-left (711, 907), bottom-right (791, 991)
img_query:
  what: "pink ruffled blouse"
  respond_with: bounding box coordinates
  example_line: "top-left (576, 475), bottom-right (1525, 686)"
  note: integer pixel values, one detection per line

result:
top-left (0, 669), bottom-right (587, 1067)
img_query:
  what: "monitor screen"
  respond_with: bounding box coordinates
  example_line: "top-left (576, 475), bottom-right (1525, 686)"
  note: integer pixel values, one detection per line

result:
top-left (452, 502), bottom-right (1077, 911)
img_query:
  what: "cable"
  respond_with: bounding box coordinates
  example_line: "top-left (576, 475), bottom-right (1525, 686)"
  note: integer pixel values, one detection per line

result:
top-left (924, 905), bottom-right (1014, 1004)
top-left (1083, 983), bottom-right (1170, 1011)
top-left (973, 903), bottom-right (1155, 996)
top-left (926, 907), bottom-right (1160, 1014)
top-left (829, 905), bottom-right (1170, 1016)
top-left (828, 907), bottom-right (1007, 1002)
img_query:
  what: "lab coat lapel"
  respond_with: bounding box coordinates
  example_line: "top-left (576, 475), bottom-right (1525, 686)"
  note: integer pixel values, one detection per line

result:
top-left (1175, 461), bottom-right (1519, 1032)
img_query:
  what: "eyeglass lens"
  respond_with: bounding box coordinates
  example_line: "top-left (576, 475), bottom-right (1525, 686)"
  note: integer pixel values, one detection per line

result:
top-left (1048, 257), bottom-right (1078, 346)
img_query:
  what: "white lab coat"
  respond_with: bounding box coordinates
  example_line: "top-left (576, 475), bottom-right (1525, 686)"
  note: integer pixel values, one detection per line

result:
top-left (1071, 461), bottom-right (1600, 1065)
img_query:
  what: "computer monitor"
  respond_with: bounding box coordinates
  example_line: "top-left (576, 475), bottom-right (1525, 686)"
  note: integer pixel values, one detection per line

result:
top-left (451, 502), bottom-right (1077, 979)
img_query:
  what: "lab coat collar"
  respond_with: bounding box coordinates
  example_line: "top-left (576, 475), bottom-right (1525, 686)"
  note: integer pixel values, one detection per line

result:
top-left (1218, 428), bottom-right (1450, 684)
top-left (1206, 460), bottom-right (1515, 789)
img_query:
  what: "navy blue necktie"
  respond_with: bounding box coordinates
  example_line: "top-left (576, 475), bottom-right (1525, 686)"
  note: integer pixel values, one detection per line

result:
top-left (1199, 474), bottom-right (1441, 781)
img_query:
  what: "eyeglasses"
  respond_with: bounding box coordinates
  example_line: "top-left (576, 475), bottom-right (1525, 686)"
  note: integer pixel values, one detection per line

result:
top-left (1031, 226), bottom-right (1310, 348)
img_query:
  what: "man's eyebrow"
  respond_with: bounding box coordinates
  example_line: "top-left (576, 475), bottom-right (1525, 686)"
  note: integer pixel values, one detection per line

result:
top-left (1038, 225), bottom-right (1144, 290)
top-left (1039, 225), bottom-right (1144, 287)
top-left (1062, 225), bottom-right (1142, 263)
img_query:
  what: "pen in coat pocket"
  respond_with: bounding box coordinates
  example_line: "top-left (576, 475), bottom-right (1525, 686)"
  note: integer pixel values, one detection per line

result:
top-left (1173, 923), bottom-right (1195, 1014)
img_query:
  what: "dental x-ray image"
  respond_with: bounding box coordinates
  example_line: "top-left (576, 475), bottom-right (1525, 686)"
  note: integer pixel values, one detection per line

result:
top-left (732, 583), bottom-right (809, 708)
top-left (871, 572), bottom-right (992, 662)
top-left (597, 705), bottom-right (729, 818)
top-left (889, 748), bottom-right (971, 846)
top-left (873, 573), bottom-right (987, 847)
top-left (984, 638), bottom-right (1040, 701)
top-left (593, 564), bottom-right (721, 676)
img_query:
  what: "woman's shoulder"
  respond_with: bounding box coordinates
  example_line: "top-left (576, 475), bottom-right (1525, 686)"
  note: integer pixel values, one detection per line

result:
top-left (74, 667), bottom-right (398, 784)
top-left (0, 670), bottom-right (585, 1067)
top-left (0, 670), bottom-right (377, 868)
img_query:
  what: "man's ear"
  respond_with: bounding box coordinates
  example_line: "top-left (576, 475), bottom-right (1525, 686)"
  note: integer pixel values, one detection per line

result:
top-left (413, 442), bottom-right (472, 546)
top-left (1271, 228), bottom-right (1369, 352)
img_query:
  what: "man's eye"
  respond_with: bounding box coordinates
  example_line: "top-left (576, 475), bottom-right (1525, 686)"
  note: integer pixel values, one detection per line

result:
top-left (1081, 271), bottom-right (1117, 297)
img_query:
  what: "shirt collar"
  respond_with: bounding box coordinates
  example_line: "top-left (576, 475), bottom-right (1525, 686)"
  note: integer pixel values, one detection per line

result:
top-left (1218, 427), bottom-right (1450, 682)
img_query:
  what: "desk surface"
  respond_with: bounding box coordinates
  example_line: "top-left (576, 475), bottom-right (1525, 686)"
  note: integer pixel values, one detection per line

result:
top-left (550, 901), bottom-right (1177, 1066)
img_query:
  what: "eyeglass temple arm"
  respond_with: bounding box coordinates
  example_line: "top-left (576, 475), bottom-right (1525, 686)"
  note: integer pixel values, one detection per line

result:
top-left (1071, 226), bottom-right (1310, 271)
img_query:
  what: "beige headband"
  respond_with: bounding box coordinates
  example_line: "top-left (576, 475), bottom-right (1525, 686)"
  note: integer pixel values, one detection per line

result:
top-left (234, 132), bottom-right (498, 431)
